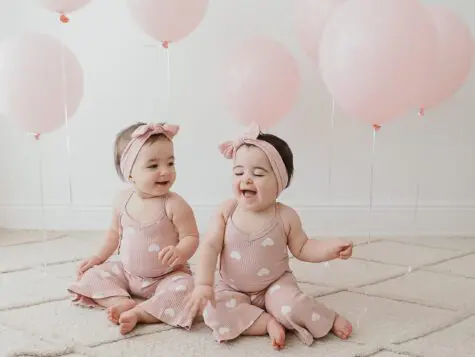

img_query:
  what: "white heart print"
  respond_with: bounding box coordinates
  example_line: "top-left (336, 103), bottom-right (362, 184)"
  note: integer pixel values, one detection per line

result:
top-left (281, 305), bottom-right (291, 315)
top-left (100, 271), bottom-right (112, 278)
top-left (257, 267), bottom-right (270, 277)
top-left (175, 285), bottom-right (187, 292)
top-left (261, 237), bottom-right (275, 247)
top-left (230, 251), bottom-right (241, 260)
top-left (312, 312), bottom-right (321, 322)
top-left (219, 327), bottom-right (230, 335)
top-left (225, 298), bottom-right (237, 308)
top-left (269, 284), bottom-right (281, 294)
top-left (165, 308), bottom-right (175, 317)
top-left (148, 244), bottom-right (161, 252)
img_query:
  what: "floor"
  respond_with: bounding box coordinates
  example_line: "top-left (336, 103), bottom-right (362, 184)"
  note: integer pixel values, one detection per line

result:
top-left (1, 230), bottom-right (475, 357)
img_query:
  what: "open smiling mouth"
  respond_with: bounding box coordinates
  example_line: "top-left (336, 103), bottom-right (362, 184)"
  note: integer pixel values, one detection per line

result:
top-left (241, 189), bottom-right (257, 198)
top-left (155, 181), bottom-right (170, 186)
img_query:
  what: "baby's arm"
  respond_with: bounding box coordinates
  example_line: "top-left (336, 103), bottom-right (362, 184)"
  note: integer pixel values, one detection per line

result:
top-left (194, 199), bottom-right (234, 287)
top-left (185, 200), bottom-right (234, 313)
top-left (77, 190), bottom-right (124, 278)
top-left (165, 193), bottom-right (200, 263)
top-left (92, 191), bottom-right (124, 261)
top-left (283, 204), bottom-right (349, 263)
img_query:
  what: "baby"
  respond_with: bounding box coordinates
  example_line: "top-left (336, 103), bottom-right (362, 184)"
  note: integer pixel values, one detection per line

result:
top-left (69, 122), bottom-right (199, 335)
top-left (187, 123), bottom-right (353, 349)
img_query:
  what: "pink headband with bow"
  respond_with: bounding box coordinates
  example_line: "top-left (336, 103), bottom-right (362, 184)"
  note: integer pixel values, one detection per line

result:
top-left (219, 123), bottom-right (289, 195)
top-left (120, 123), bottom-right (179, 180)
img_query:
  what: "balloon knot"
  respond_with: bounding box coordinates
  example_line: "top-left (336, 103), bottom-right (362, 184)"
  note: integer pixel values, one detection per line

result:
top-left (162, 41), bottom-right (169, 49)
top-left (29, 132), bottom-right (41, 140)
top-left (372, 124), bottom-right (381, 131)
top-left (418, 107), bottom-right (425, 117)
top-left (60, 13), bottom-right (70, 23)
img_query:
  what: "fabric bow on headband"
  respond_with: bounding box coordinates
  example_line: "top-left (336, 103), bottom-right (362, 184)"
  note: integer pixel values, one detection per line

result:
top-left (218, 122), bottom-right (289, 195)
top-left (219, 122), bottom-right (260, 159)
top-left (131, 122), bottom-right (179, 140)
top-left (120, 123), bottom-right (180, 180)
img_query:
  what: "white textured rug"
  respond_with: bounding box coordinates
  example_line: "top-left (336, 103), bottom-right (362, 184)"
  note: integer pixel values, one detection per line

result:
top-left (1, 230), bottom-right (475, 357)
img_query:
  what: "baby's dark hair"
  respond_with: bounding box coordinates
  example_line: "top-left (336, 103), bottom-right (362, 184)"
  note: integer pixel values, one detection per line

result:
top-left (114, 122), bottom-right (168, 181)
top-left (257, 132), bottom-right (294, 188)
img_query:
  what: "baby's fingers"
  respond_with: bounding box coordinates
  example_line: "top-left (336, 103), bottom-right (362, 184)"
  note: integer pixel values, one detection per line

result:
top-left (187, 299), bottom-right (201, 318)
top-left (170, 257), bottom-right (180, 268)
top-left (77, 260), bottom-right (87, 273)
top-left (157, 246), bottom-right (171, 261)
top-left (339, 250), bottom-right (352, 259)
top-left (210, 296), bottom-right (216, 308)
top-left (163, 252), bottom-right (176, 266)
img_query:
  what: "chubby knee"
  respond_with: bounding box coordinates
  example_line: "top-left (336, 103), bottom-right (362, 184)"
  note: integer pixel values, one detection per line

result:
top-left (267, 293), bottom-right (311, 326)
top-left (168, 273), bottom-right (194, 292)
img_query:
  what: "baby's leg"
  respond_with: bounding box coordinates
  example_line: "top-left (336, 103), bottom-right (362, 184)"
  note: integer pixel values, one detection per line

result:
top-left (242, 312), bottom-right (286, 350)
top-left (331, 314), bottom-right (353, 340)
top-left (118, 305), bottom-right (159, 335)
top-left (68, 262), bottom-right (132, 324)
top-left (134, 271), bottom-right (196, 331)
top-left (203, 282), bottom-right (264, 344)
top-left (96, 297), bottom-right (136, 325)
top-left (265, 273), bottom-right (352, 346)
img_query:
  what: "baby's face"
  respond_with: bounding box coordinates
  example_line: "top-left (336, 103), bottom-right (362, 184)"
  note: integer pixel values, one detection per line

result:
top-left (131, 138), bottom-right (176, 197)
top-left (232, 145), bottom-right (278, 212)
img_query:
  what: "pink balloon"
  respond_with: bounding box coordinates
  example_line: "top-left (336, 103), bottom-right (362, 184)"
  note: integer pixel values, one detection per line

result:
top-left (296, 0), bottom-right (345, 64)
top-left (223, 38), bottom-right (300, 128)
top-left (0, 33), bottom-right (84, 134)
top-left (127, 0), bottom-right (209, 45)
top-left (418, 5), bottom-right (474, 112)
top-left (40, 0), bottom-right (91, 13)
top-left (319, 0), bottom-right (437, 126)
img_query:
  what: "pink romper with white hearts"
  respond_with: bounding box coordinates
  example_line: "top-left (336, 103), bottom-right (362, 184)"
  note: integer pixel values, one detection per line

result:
top-left (68, 191), bottom-right (196, 329)
top-left (203, 202), bottom-right (336, 345)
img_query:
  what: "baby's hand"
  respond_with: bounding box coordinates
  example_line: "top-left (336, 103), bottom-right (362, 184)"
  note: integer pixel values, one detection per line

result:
top-left (77, 255), bottom-right (102, 280)
top-left (185, 284), bottom-right (216, 319)
top-left (158, 246), bottom-right (186, 267)
top-left (328, 238), bottom-right (353, 261)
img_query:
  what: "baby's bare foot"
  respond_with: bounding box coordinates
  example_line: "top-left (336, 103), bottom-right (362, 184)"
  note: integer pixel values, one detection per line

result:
top-left (267, 317), bottom-right (286, 350)
top-left (106, 299), bottom-right (136, 325)
top-left (119, 309), bottom-right (139, 335)
top-left (332, 315), bottom-right (352, 340)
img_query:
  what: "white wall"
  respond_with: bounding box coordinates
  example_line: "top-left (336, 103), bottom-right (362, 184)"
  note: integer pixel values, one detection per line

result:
top-left (0, 0), bottom-right (474, 237)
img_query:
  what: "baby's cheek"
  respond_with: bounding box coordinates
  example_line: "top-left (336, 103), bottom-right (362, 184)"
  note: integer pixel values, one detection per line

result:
top-left (259, 178), bottom-right (273, 192)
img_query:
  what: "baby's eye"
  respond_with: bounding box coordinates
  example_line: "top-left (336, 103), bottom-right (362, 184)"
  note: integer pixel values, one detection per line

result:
top-left (168, 162), bottom-right (175, 167)
top-left (234, 171), bottom-right (244, 176)
top-left (147, 164), bottom-right (158, 169)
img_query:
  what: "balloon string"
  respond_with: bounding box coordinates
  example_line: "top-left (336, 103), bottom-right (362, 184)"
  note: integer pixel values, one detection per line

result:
top-left (60, 38), bottom-right (73, 205)
top-left (166, 47), bottom-right (171, 99)
top-left (413, 183), bottom-right (420, 221)
top-left (368, 126), bottom-right (378, 244)
top-left (328, 96), bottom-right (336, 201)
top-left (413, 118), bottom-right (421, 230)
top-left (36, 137), bottom-right (47, 275)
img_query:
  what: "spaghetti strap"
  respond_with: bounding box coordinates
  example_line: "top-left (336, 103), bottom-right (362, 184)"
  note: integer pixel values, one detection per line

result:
top-left (122, 190), bottom-right (135, 213)
top-left (224, 200), bottom-right (238, 223)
